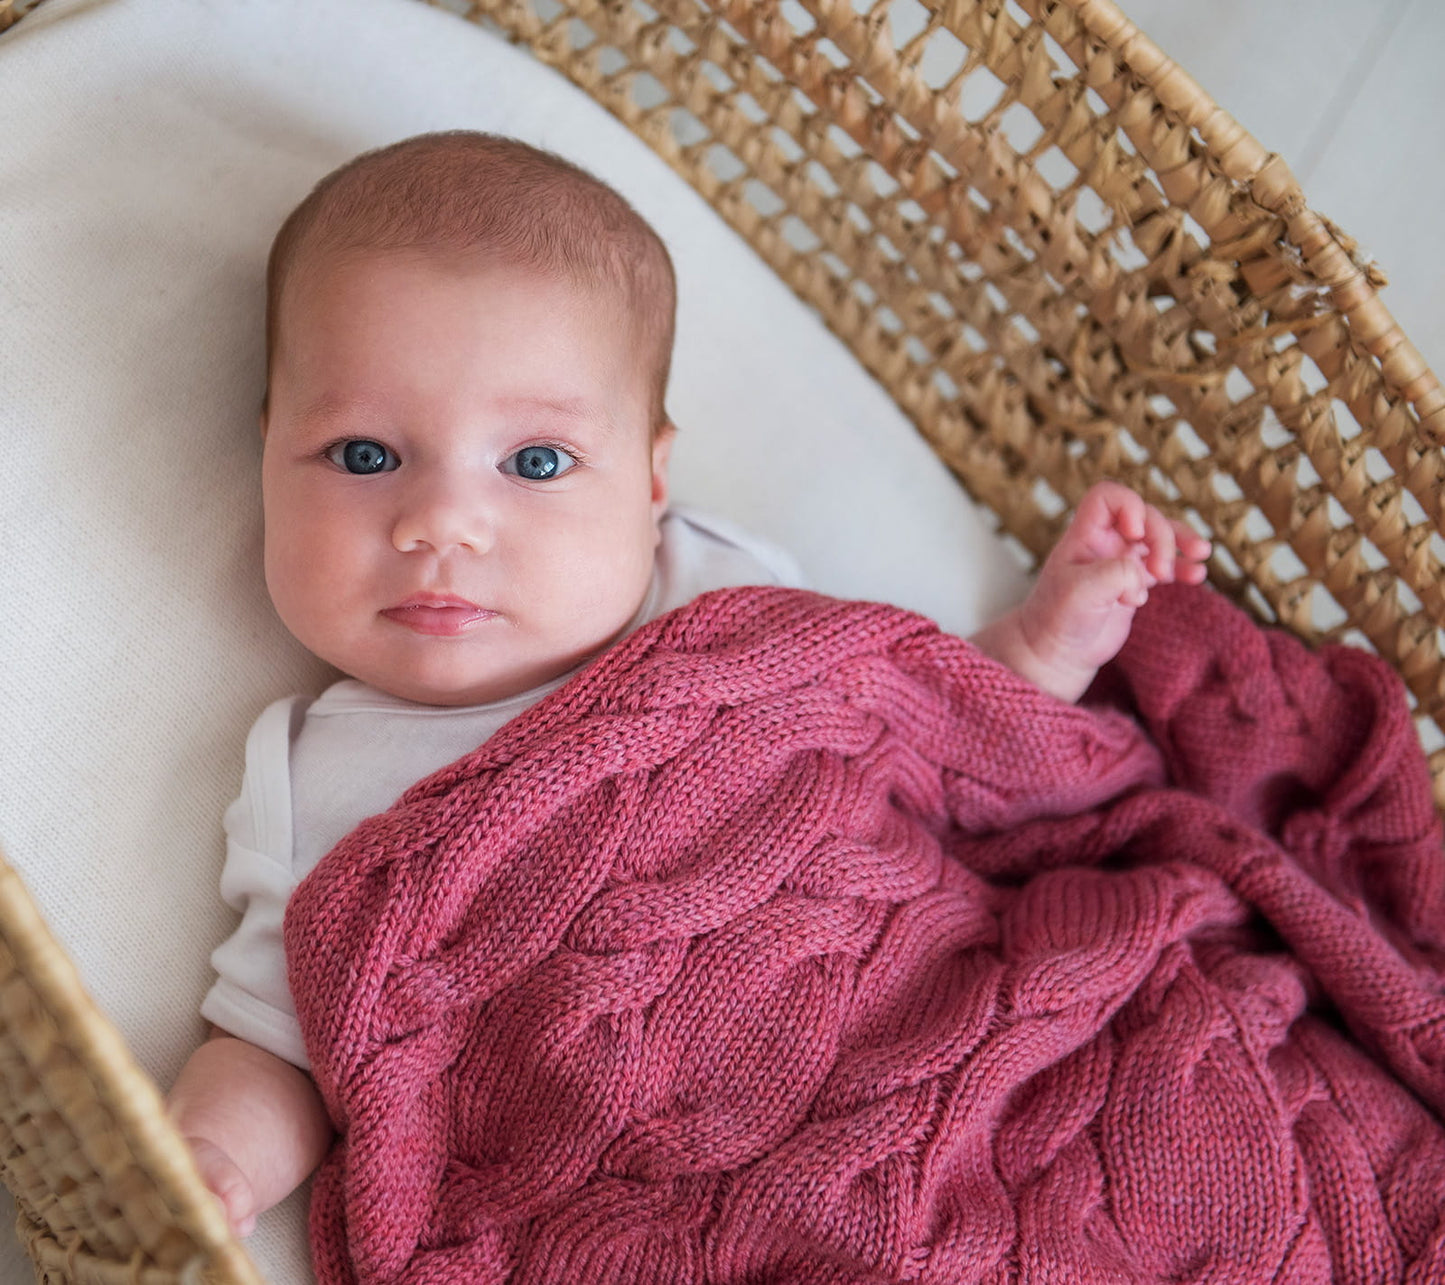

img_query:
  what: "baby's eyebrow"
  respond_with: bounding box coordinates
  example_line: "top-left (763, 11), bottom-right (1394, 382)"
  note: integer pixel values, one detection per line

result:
top-left (291, 391), bottom-right (617, 433)
top-left (499, 394), bottom-right (616, 433)
top-left (295, 393), bottom-right (378, 425)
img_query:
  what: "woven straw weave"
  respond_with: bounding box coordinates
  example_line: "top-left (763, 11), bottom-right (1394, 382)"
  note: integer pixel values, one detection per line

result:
top-left (1, 0), bottom-right (1441, 1281)
top-left (0, 0), bottom-right (41, 33)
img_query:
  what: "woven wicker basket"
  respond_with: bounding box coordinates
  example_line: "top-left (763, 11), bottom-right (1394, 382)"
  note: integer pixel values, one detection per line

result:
top-left (2, 0), bottom-right (1441, 1280)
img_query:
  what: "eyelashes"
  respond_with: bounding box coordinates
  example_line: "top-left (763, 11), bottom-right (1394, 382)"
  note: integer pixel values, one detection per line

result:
top-left (325, 439), bottom-right (397, 474)
top-left (498, 443), bottom-right (581, 481)
top-left (321, 438), bottom-right (586, 480)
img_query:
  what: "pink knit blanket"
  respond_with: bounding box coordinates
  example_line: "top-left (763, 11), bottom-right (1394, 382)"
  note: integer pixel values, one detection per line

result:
top-left (286, 585), bottom-right (1445, 1284)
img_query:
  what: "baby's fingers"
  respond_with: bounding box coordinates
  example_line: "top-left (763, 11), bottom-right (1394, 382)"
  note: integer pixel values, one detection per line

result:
top-left (1169, 519), bottom-right (1211, 583)
top-left (1067, 480), bottom-right (1146, 558)
top-left (1072, 551), bottom-right (1152, 609)
top-left (1139, 504), bottom-right (1178, 582)
top-left (1138, 508), bottom-right (1216, 584)
top-left (185, 1136), bottom-right (257, 1238)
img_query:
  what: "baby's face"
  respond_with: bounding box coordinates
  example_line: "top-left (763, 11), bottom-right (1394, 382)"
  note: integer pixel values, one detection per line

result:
top-left (261, 250), bottom-right (671, 706)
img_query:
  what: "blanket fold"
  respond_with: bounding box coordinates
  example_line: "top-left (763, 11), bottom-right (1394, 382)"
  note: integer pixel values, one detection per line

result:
top-left (286, 584), bottom-right (1445, 1284)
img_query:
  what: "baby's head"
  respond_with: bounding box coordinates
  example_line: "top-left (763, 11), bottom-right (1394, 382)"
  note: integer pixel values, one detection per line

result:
top-left (259, 132), bottom-right (679, 707)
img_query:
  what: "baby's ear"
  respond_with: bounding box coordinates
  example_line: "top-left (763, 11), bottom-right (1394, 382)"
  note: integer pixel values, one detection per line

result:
top-left (650, 423), bottom-right (675, 519)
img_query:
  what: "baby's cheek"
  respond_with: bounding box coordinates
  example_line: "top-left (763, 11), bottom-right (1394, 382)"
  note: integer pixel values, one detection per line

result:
top-left (265, 553), bottom-right (336, 656)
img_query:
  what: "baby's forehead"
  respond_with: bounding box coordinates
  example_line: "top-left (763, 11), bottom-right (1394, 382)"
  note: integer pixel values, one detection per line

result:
top-left (276, 248), bottom-right (650, 383)
top-left (275, 245), bottom-right (659, 404)
top-left (287, 240), bottom-right (627, 312)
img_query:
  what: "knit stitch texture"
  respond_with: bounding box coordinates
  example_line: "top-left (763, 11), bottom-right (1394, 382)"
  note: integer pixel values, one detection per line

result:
top-left (285, 584), bottom-right (1445, 1284)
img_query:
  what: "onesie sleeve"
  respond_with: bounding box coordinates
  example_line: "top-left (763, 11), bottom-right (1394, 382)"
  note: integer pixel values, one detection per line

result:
top-left (200, 695), bottom-right (313, 1070)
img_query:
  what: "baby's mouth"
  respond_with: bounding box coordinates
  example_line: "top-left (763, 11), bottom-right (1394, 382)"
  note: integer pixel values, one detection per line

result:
top-left (382, 595), bottom-right (497, 637)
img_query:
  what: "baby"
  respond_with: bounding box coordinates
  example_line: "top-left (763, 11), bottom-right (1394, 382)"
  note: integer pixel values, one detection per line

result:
top-left (166, 130), bottom-right (1209, 1239)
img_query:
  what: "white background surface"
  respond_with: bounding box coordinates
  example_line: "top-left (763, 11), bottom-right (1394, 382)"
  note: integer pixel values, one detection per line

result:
top-left (1, 0), bottom-right (1441, 1282)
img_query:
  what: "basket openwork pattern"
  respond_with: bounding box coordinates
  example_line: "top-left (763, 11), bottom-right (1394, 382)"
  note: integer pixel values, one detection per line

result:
top-left (435, 0), bottom-right (1445, 804)
top-left (2, 1), bottom-right (1443, 1282)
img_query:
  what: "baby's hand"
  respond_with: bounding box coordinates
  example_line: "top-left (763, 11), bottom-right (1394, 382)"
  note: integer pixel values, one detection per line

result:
top-left (183, 1134), bottom-right (259, 1239)
top-left (1017, 480), bottom-right (1211, 699)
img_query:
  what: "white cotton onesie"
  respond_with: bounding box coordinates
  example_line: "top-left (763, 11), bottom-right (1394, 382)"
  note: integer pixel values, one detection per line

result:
top-left (200, 509), bottom-right (806, 1068)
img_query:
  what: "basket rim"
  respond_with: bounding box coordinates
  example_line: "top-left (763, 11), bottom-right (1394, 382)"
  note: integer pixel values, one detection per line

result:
top-left (1047, 0), bottom-right (1441, 434)
top-left (0, 846), bottom-right (263, 1284)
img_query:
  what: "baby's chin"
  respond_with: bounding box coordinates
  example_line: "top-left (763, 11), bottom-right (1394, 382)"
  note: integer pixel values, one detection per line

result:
top-left (356, 671), bottom-right (538, 708)
top-left (311, 618), bottom-right (633, 707)
top-left (340, 654), bottom-right (582, 709)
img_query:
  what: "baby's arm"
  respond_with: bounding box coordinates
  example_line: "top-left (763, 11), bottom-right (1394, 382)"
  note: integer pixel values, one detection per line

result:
top-left (167, 1028), bottom-right (332, 1237)
top-left (971, 480), bottom-right (1210, 703)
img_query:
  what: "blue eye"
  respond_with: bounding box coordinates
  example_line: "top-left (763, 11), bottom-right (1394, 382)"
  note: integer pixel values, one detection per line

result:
top-left (327, 440), bottom-right (396, 474)
top-left (503, 445), bottom-right (578, 481)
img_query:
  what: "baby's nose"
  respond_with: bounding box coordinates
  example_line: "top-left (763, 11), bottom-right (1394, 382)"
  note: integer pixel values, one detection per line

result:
top-left (391, 477), bottom-right (493, 554)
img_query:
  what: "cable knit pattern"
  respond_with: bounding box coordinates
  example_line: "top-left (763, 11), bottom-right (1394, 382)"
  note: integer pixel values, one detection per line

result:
top-left (285, 585), bottom-right (1445, 1284)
